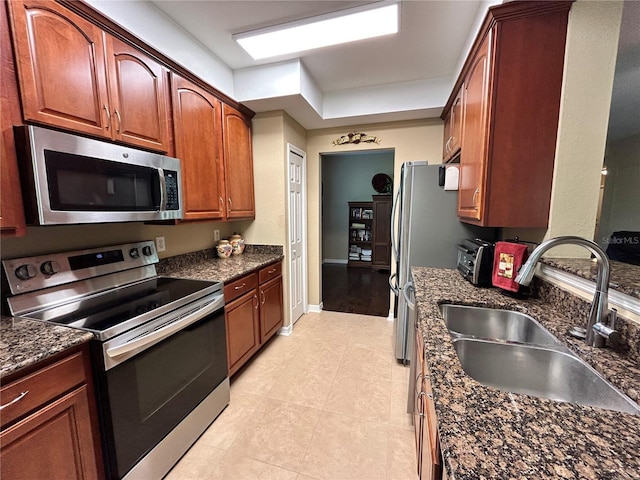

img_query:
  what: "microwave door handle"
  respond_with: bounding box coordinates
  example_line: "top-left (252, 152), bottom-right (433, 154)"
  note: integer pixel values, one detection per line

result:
top-left (157, 168), bottom-right (167, 211)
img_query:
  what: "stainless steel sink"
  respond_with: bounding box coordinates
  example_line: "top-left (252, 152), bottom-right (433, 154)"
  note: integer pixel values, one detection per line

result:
top-left (440, 304), bottom-right (561, 346)
top-left (452, 337), bottom-right (640, 415)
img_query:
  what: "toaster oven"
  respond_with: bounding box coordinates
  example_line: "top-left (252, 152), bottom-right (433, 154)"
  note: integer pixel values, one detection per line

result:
top-left (456, 238), bottom-right (495, 286)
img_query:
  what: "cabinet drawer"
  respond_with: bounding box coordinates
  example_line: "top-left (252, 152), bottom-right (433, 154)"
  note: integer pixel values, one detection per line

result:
top-left (1, 351), bottom-right (86, 429)
top-left (258, 262), bottom-right (281, 284)
top-left (224, 273), bottom-right (258, 303)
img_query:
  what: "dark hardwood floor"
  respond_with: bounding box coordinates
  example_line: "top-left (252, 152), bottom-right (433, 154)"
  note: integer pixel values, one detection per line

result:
top-left (322, 263), bottom-right (391, 317)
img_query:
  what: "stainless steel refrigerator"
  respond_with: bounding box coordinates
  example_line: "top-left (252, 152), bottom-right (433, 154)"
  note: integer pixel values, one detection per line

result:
top-left (389, 162), bottom-right (493, 364)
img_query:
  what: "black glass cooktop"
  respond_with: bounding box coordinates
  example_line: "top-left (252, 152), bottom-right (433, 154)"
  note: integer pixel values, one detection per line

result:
top-left (28, 277), bottom-right (220, 336)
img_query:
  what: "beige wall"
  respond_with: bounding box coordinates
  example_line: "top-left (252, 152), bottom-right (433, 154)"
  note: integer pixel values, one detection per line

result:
top-left (306, 119), bottom-right (444, 306)
top-left (541, 0), bottom-right (624, 257)
top-left (0, 221), bottom-right (237, 260)
top-left (243, 111), bottom-right (307, 327)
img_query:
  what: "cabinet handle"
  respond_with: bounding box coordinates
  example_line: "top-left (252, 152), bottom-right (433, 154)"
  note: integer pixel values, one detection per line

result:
top-left (234, 282), bottom-right (246, 290)
top-left (472, 188), bottom-right (480, 210)
top-left (0, 391), bottom-right (29, 410)
top-left (114, 109), bottom-right (122, 133)
top-left (253, 294), bottom-right (259, 309)
top-left (103, 105), bottom-right (111, 130)
top-left (219, 196), bottom-right (224, 205)
top-left (261, 291), bottom-right (266, 305)
top-left (228, 198), bottom-right (232, 208)
top-left (416, 391), bottom-right (427, 418)
top-left (268, 268), bottom-right (276, 274)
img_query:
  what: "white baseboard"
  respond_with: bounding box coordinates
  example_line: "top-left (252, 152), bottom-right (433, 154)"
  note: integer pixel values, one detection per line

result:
top-left (308, 303), bottom-right (323, 313)
top-left (323, 259), bottom-right (348, 264)
top-left (387, 309), bottom-right (395, 321)
top-left (278, 324), bottom-right (293, 336)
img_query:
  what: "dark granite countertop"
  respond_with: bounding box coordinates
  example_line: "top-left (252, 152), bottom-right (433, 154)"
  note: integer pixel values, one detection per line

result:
top-left (412, 267), bottom-right (640, 479)
top-left (542, 258), bottom-right (640, 300)
top-left (156, 246), bottom-right (284, 283)
top-left (1, 315), bottom-right (93, 380)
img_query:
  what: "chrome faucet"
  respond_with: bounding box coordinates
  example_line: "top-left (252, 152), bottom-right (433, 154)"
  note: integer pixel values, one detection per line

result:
top-left (514, 236), bottom-right (619, 348)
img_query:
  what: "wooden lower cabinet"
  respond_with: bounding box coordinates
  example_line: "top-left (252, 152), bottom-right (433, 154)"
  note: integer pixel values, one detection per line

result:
top-left (225, 262), bottom-right (284, 376)
top-left (0, 347), bottom-right (103, 480)
top-left (225, 288), bottom-right (260, 376)
top-left (415, 330), bottom-right (441, 480)
top-left (259, 275), bottom-right (284, 343)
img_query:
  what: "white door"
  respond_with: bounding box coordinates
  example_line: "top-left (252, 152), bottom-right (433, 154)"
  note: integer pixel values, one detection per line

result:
top-left (288, 144), bottom-right (307, 324)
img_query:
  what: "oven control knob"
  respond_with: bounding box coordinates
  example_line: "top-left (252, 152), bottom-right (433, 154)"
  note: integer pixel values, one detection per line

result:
top-left (467, 260), bottom-right (474, 267)
top-left (129, 248), bottom-right (140, 258)
top-left (40, 261), bottom-right (60, 276)
top-left (15, 264), bottom-right (37, 281)
top-left (142, 245), bottom-right (154, 256)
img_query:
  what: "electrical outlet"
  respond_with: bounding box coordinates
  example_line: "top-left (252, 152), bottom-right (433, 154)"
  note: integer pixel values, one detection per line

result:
top-left (155, 236), bottom-right (166, 252)
top-left (214, 229), bottom-right (220, 241)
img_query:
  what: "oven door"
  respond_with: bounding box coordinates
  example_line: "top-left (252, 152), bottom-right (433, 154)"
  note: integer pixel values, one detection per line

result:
top-left (93, 294), bottom-right (227, 479)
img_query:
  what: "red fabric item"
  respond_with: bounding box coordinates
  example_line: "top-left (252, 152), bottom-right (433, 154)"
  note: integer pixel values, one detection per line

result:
top-left (492, 242), bottom-right (529, 292)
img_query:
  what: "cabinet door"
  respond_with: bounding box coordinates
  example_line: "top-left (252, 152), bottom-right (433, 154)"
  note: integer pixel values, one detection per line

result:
top-left (1, 2), bottom-right (26, 236)
top-left (259, 275), bottom-right (284, 344)
top-left (105, 36), bottom-right (169, 152)
top-left (8, 0), bottom-right (109, 137)
top-left (171, 73), bottom-right (226, 220)
top-left (458, 32), bottom-right (491, 221)
top-left (420, 376), bottom-right (441, 480)
top-left (442, 87), bottom-right (462, 162)
top-left (225, 291), bottom-right (260, 376)
top-left (449, 86), bottom-right (463, 157)
top-left (1, 386), bottom-right (100, 480)
top-left (222, 104), bottom-right (255, 219)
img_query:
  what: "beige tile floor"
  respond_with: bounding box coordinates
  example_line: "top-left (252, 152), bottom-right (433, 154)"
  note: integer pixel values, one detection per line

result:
top-left (165, 311), bottom-right (418, 480)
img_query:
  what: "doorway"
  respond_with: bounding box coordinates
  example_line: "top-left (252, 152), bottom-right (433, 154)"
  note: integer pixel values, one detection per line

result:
top-left (288, 144), bottom-right (307, 325)
top-left (320, 149), bottom-right (394, 317)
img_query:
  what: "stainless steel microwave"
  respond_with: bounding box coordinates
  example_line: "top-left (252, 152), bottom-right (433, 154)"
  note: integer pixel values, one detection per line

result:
top-left (14, 125), bottom-right (183, 225)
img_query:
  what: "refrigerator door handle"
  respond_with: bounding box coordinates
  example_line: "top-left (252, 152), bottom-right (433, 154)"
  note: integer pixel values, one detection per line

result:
top-left (389, 272), bottom-right (399, 295)
top-left (402, 281), bottom-right (415, 311)
top-left (390, 188), bottom-right (401, 261)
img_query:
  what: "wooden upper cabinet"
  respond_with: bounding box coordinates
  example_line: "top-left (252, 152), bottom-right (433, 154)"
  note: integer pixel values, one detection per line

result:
top-left (171, 73), bottom-right (226, 221)
top-left (8, 0), bottom-right (170, 152)
top-left (458, 33), bottom-right (490, 221)
top-left (451, 1), bottom-right (572, 227)
top-left (442, 86), bottom-right (463, 162)
top-left (222, 104), bottom-right (255, 219)
top-left (8, 0), bottom-right (109, 136)
top-left (1, 2), bottom-right (26, 236)
top-left (104, 36), bottom-right (169, 151)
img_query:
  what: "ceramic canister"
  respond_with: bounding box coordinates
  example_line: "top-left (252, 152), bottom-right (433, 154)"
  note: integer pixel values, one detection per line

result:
top-left (216, 240), bottom-right (233, 259)
top-left (229, 234), bottom-right (245, 255)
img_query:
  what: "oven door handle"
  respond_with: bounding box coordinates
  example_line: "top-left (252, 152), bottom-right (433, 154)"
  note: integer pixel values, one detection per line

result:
top-left (106, 295), bottom-right (224, 359)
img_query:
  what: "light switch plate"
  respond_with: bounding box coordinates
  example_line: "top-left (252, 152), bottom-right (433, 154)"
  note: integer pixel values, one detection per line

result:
top-left (214, 229), bottom-right (220, 241)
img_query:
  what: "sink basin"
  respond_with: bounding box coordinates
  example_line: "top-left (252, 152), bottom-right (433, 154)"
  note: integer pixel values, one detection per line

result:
top-left (440, 304), bottom-right (561, 346)
top-left (452, 337), bottom-right (640, 415)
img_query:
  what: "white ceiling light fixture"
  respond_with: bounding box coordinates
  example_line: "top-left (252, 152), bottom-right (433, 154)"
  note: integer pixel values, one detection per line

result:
top-left (233, 1), bottom-right (400, 60)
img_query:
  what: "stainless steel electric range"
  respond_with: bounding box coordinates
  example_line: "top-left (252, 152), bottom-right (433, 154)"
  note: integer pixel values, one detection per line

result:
top-left (3, 241), bottom-right (229, 480)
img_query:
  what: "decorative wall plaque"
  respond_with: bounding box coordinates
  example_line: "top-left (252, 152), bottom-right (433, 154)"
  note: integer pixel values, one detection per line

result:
top-left (332, 132), bottom-right (381, 146)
